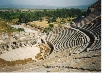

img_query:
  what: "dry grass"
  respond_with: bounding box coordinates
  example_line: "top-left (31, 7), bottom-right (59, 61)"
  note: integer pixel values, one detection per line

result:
top-left (0, 20), bottom-right (18, 36)
top-left (0, 58), bottom-right (35, 67)
top-left (29, 20), bottom-right (60, 28)
top-left (0, 21), bottom-right (9, 33)
top-left (35, 53), bottom-right (42, 60)
top-left (35, 44), bottom-right (50, 60)
top-left (43, 45), bottom-right (50, 55)
top-left (8, 19), bottom-right (18, 25)
top-left (30, 20), bottom-right (49, 28)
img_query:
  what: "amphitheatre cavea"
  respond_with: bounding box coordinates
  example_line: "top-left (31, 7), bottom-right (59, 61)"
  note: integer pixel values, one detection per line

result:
top-left (0, 0), bottom-right (101, 72)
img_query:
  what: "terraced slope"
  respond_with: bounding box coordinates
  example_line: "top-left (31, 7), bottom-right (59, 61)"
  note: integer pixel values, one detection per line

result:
top-left (46, 27), bottom-right (90, 54)
top-left (71, 0), bottom-right (101, 52)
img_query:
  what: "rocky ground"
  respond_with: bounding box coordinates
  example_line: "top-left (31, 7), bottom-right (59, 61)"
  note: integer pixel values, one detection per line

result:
top-left (0, 49), bottom-right (101, 72)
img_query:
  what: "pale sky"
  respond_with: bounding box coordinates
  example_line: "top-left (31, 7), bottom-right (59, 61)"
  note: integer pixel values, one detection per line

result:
top-left (0, 0), bottom-right (97, 7)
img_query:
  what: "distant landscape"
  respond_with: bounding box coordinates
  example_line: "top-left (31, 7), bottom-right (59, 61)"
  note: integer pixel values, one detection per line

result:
top-left (0, 4), bottom-right (90, 9)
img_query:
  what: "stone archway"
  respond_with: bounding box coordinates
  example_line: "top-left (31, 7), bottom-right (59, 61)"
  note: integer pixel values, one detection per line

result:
top-left (46, 41), bottom-right (54, 55)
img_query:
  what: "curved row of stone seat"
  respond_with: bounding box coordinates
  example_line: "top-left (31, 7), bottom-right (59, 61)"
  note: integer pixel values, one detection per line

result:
top-left (89, 24), bottom-right (100, 39)
top-left (83, 16), bottom-right (101, 39)
top-left (83, 25), bottom-right (100, 41)
top-left (46, 0), bottom-right (101, 55)
top-left (50, 27), bottom-right (70, 43)
top-left (87, 24), bottom-right (101, 51)
top-left (52, 27), bottom-right (64, 34)
top-left (46, 26), bottom-right (90, 54)
top-left (73, 15), bottom-right (101, 52)
top-left (74, 11), bottom-right (101, 28)
top-left (46, 27), bottom-right (65, 42)
top-left (46, 32), bottom-right (54, 42)
top-left (79, 27), bottom-right (100, 51)
top-left (48, 18), bottom-right (101, 54)
top-left (89, 39), bottom-right (101, 51)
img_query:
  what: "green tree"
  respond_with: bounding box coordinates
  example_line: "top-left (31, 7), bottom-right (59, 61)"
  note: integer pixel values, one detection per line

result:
top-left (49, 24), bottom-right (54, 28)
top-left (17, 28), bottom-right (25, 32)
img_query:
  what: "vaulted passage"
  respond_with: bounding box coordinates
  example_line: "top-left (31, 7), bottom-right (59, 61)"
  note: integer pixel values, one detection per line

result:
top-left (47, 41), bottom-right (54, 55)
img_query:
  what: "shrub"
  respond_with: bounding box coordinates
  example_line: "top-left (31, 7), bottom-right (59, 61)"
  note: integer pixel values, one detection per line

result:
top-left (49, 24), bottom-right (54, 28)
top-left (17, 28), bottom-right (25, 32)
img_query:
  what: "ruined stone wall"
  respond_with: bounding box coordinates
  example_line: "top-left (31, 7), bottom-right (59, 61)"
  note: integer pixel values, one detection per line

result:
top-left (0, 31), bottom-right (47, 54)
